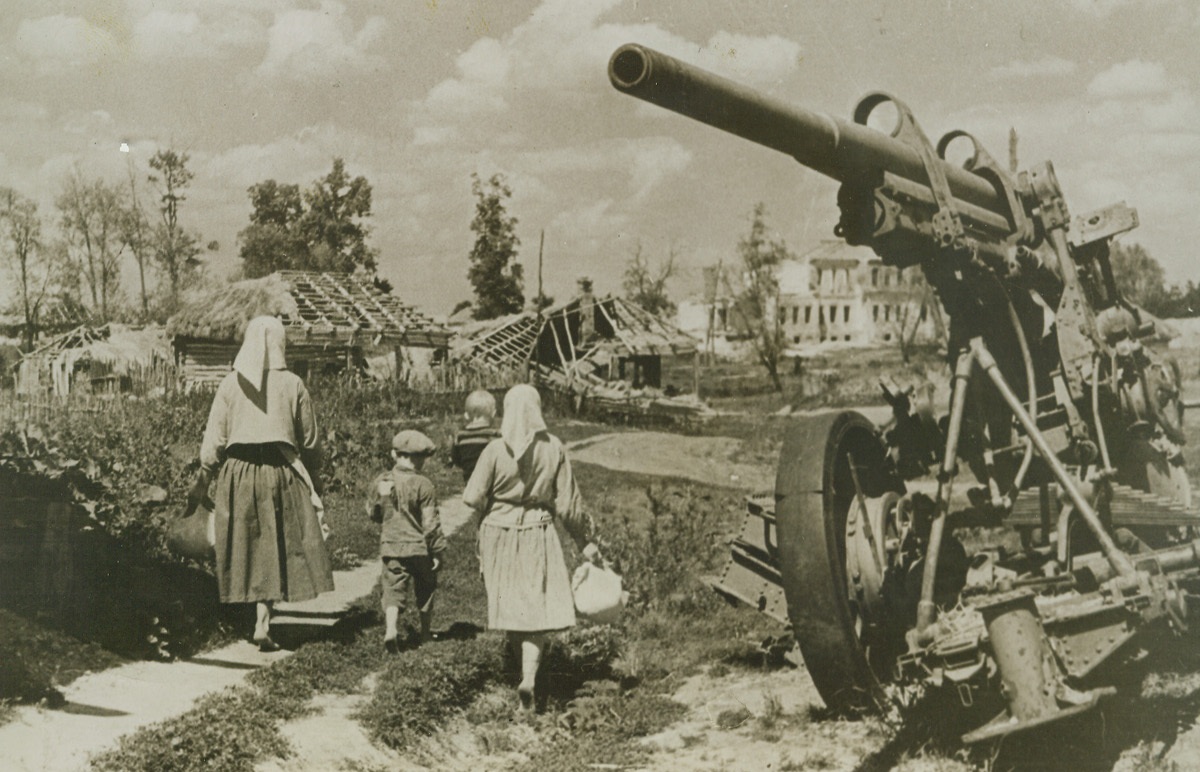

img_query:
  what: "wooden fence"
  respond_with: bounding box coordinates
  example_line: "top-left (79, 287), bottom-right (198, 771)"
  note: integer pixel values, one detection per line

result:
top-left (0, 390), bottom-right (169, 428)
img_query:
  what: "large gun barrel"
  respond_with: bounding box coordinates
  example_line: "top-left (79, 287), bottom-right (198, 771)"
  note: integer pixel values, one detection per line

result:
top-left (608, 43), bottom-right (1013, 236)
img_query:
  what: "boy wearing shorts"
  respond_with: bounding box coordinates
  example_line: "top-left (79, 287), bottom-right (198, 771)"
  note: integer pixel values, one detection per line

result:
top-left (369, 429), bottom-right (445, 650)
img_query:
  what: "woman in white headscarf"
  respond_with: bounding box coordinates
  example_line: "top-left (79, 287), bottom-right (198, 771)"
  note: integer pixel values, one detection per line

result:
top-left (464, 383), bottom-right (601, 709)
top-left (190, 316), bottom-right (334, 650)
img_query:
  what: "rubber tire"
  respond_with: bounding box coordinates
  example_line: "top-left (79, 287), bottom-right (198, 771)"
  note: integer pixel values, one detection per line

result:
top-left (775, 410), bottom-right (892, 713)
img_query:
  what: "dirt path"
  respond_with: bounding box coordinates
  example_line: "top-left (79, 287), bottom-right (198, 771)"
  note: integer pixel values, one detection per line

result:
top-left (567, 431), bottom-right (776, 491)
top-left (0, 495), bottom-right (477, 772)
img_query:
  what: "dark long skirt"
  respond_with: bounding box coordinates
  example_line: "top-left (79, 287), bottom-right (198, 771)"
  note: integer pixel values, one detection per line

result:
top-left (213, 455), bottom-right (334, 603)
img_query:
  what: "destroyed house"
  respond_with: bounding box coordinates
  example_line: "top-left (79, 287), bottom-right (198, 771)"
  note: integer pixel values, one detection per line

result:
top-left (168, 271), bottom-right (450, 388)
top-left (453, 291), bottom-right (697, 390)
top-left (13, 323), bottom-right (172, 397)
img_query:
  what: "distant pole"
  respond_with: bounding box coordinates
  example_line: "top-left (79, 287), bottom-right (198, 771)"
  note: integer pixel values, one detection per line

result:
top-left (1008, 127), bottom-right (1019, 174)
top-left (693, 349), bottom-right (700, 398)
top-left (534, 229), bottom-right (545, 384)
top-left (537, 229), bottom-right (545, 317)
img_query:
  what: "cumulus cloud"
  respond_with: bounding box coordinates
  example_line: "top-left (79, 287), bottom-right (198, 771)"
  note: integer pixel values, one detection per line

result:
top-left (628, 138), bottom-right (693, 199)
top-left (1087, 59), bottom-right (1171, 99)
top-left (1060, 0), bottom-right (1170, 17)
top-left (14, 14), bottom-right (120, 70)
top-left (133, 10), bottom-right (201, 59)
top-left (256, 1), bottom-right (386, 81)
top-left (410, 0), bottom-right (799, 172)
top-left (990, 56), bottom-right (1077, 80)
top-left (200, 124), bottom-right (378, 191)
top-left (699, 32), bottom-right (802, 84)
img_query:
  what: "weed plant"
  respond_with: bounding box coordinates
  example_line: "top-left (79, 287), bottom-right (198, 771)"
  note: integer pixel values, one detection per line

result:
top-left (357, 637), bottom-right (504, 749)
top-left (0, 609), bottom-right (124, 717)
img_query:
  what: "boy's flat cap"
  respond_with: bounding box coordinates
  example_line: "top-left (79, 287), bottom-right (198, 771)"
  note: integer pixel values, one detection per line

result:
top-left (392, 429), bottom-right (436, 455)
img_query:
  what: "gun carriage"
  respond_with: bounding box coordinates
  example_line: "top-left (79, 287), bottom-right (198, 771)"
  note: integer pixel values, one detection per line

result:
top-left (609, 43), bottom-right (1198, 744)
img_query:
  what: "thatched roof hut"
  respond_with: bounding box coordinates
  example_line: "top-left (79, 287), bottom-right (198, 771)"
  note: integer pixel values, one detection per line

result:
top-left (14, 324), bottom-right (172, 397)
top-left (168, 271), bottom-right (450, 388)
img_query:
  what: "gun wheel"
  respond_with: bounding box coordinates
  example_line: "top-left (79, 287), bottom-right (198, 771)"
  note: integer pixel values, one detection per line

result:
top-left (775, 411), bottom-right (903, 713)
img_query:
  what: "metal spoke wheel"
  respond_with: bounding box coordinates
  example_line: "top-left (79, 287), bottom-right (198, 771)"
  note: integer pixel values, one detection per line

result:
top-left (775, 410), bottom-right (904, 712)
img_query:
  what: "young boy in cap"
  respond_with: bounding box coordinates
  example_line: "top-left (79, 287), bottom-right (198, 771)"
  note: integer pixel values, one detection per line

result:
top-left (450, 390), bottom-right (500, 483)
top-left (368, 429), bottom-right (446, 650)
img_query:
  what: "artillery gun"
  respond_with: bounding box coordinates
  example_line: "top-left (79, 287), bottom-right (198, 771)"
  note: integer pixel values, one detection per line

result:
top-left (609, 43), bottom-right (1198, 744)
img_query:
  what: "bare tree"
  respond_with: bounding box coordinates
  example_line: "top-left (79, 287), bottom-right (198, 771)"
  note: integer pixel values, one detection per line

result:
top-left (56, 169), bottom-right (126, 322)
top-left (729, 203), bottom-right (790, 392)
top-left (149, 149), bottom-right (204, 315)
top-left (120, 157), bottom-right (153, 319)
top-left (0, 188), bottom-right (48, 351)
top-left (885, 277), bottom-right (945, 364)
top-left (623, 240), bottom-right (678, 317)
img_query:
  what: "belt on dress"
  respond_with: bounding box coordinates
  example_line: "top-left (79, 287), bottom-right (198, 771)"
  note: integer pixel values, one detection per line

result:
top-left (482, 503), bottom-right (554, 530)
top-left (225, 443), bottom-right (289, 466)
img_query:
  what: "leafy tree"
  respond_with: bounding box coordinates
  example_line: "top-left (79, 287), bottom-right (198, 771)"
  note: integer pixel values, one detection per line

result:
top-left (1109, 241), bottom-right (1167, 313)
top-left (467, 173), bottom-right (523, 319)
top-left (528, 291), bottom-right (555, 312)
top-left (622, 240), bottom-right (677, 317)
top-left (729, 203), bottom-right (790, 392)
top-left (238, 160), bottom-right (378, 277)
top-left (1159, 281), bottom-right (1200, 318)
top-left (238, 180), bottom-right (306, 277)
top-left (0, 188), bottom-right (47, 350)
top-left (56, 170), bottom-right (126, 322)
top-left (148, 149), bottom-right (205, 315)
top-left (297, 158), bottom-right (378, 273)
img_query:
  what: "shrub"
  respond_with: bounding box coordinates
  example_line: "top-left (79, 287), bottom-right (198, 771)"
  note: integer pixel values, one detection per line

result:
top-left (358, 636), bottom-right (505, 750)
top-left (599, 483), bottom-right (739, 611)
top-left (90, 688), bottom-right (292, 772)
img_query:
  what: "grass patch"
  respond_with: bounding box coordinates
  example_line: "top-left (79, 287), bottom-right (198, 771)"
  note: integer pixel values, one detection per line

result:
top-left (357, 636), bottom-right (504, 750)
top-left (0, 609), bottom-right (126, 720)
top-left (90, 687), bottom-right (294, 772)
top-left (515, 681), bottom-right (688, 771)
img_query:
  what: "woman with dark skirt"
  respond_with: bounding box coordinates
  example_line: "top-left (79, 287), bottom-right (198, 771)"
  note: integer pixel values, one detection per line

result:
top-left (190, 315), bottom-right (334, 650)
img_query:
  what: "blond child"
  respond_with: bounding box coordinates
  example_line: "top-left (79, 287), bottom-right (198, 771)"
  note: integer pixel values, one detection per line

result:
top-left (450, 390), bottom-right (500, 483)
top-left (368, 430), bottom-right (446, 650)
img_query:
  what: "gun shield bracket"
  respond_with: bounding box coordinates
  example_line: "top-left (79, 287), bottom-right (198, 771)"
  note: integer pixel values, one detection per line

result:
top-left (854, 92), bottom-right (965, 248)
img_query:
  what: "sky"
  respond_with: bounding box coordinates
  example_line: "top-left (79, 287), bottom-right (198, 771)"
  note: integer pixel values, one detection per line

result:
top-left (1, 0), bottom-right (1198, 317)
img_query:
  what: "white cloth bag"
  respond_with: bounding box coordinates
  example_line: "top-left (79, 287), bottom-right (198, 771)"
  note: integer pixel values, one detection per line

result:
top-left (571, 562), bottom-right (627, 625)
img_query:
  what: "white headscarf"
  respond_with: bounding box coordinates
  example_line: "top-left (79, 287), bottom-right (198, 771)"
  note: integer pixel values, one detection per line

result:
top-left (234, 316), bottom-right (287, 391)
top-left (501, 384), bottom-right (547, 459)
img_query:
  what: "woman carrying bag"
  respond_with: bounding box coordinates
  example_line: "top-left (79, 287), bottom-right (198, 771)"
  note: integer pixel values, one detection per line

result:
top-left (464, 384), bottom-right (607, 710)
top-left (190, 315), bottom-right (334, 650)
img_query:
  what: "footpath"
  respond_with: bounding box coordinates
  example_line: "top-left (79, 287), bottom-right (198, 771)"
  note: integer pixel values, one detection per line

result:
top-left (0, 424), bottom-right (795, 772)
top-left (0, 497), bottom-right (475, 772)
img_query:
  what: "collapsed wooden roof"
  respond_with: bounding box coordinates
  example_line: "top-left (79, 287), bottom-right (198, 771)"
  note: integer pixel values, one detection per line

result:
top-left (452, 294), bottom-right (696, 371)
top-left (168, 271), bottom-right (450, 348)
top-left (17, 323), bottom-right (170, 372)
top-left (451, 313), bottom-right (541, 371)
